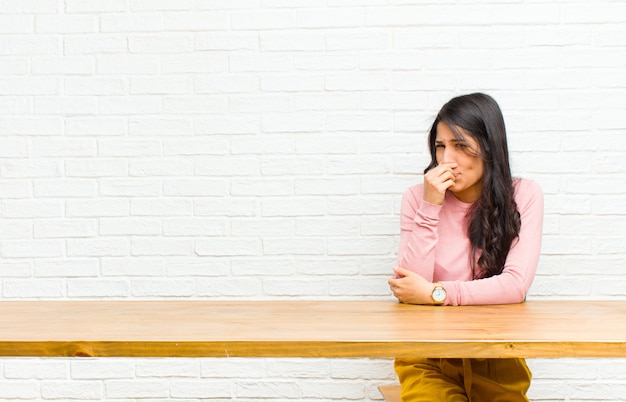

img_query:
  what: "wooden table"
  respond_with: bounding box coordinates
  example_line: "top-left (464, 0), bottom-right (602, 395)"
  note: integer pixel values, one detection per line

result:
top-left (1, 300), bottom-right (625, 358)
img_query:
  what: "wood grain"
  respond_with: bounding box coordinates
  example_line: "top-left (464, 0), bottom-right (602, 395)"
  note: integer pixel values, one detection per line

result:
top-left (1, 300), bottom-right (625, 358)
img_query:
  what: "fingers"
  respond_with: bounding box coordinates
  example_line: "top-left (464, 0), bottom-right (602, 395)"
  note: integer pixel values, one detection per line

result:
top-left (393, 266), bottom-right (411, 278)
top-left (423, 164), bottom-right (457, 205)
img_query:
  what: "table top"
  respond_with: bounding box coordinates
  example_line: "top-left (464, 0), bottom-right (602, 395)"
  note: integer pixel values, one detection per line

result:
top-left (1, 300), bottom-right (625, 358)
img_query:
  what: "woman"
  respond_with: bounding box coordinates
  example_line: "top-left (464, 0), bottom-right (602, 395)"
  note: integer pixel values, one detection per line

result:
top-left (388, 93), bottom-right (543, 401)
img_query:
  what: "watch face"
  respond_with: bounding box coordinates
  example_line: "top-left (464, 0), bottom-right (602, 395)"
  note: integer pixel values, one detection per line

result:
top-left (432, 287), bottom-right (446, 303)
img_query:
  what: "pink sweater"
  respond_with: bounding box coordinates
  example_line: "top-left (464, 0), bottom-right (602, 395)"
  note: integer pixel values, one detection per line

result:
top-left (397, 179), bottom-right (544, 306)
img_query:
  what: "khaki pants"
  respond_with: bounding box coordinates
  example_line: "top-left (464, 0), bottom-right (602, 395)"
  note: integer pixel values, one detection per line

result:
top-left (394, 358), bottom-right (531, 402)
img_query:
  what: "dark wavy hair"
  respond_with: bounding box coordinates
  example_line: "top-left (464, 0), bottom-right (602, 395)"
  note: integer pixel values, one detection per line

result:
top-left (424, 93), bottom-right (520, 279)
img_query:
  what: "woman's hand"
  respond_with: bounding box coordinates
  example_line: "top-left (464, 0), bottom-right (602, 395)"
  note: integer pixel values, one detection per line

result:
top-left (423, 162), bottom-right (457, 205)
top-left (388, 266), bottom-right (435, 305)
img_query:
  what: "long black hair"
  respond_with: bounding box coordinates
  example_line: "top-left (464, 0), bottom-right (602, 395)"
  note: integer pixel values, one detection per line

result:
top-left (424, 93), bottom-right (520, 279)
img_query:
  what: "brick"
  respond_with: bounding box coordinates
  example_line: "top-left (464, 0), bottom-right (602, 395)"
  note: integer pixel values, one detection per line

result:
top-left (230, 257), bottom-right (295, 276)
top-left (65, 0), bottom-right (126, 13)
top-left (0, 77), bottom-right (57, 95)
top-left (65, 159), bottom-right (128, 178)
top-left (3, 360), bottom-right (69, 379)
top-left (0, 0), bottom-right (57, 13)
top-left (96, 55), bottom-right (161, 74)
top-left (294, 54), bottom-right (356, 71)
top-left (232, 10), bottom-right (295, 30)
top-left (326, 72), bottom-right (392, 91)
top-left (236, 381), bottom-right (301, 398)
top-left (230, 94), bottom-right (291, 113)
top-left (102, 257), bottom-right (165, 277)
top-left (130, 158), bottom-right (195, 176)
top-left (41, 381), bottom-right (102, 399)
top-left (263, 278), bottom-right (328, 296)
top-left (67, 279), bottom-right (130, 297)
top-left (64, 35), bottom-right (128, 54)
top-left (99, 178), bottom-right (162, 197)
top-left (0, 262), bottom-right (31, 277)
top-left (326, 32), bottom-right (390, 50)
top-left (261, 156), bottom-right (324, 176)
top-left (194, 74), bottom-right (259, 94)
top-left (35, 15), bottom-right (98, 33)
top-left (261, 32), bottom-right (325, 52)
top-left (163, 178), bottom-right (228, 196)
top-left (262, 238), bottom-right (326, 256)
top-left (195, 156), bottom-right (260, 177)
top-left (0, 35), bottom-right (61, 56)
top-left (128, 34), bottom-right (194, 53)
top-left (33, 138), bottom-right (96, 157)
top-left (163, 218), bottom-right (227, 236)
top-left (1, 200), bottom-right (62, 218)
top-left (98, 139), bottom-right (161, 157)
top-left (301, 381), bottom-right (365, 399)
top-left (260, 74), bottom-right (325, 92)
top-left (163, 11), bottom-right (230, 31)
top-left (100, 14), bottom-right (164, 33)
top-left (66, 199), bottom-right (129, 218)
top-left (34, 96), bottom-right (98, 115)
top-left (99, 95), bottom-right (162, 115)
top-left (105, 380), bottom-right (169, 398)
top-left (161, 54), bottom-right (228, 73)
top-left (65, 117), bottom-right (127, 136)
top-left (201, 358), bottom-right (266, 378)
top-left (165, 257), bottom-right (227, 277)
top-left (64, 77), bottom-right (126, 95)
top-left (130, 77), bottom-right (192, 95)
top-left (170, 380), bottom-right (232, 398)
top-left (0, 381), bottom-right (41, 399)
top-left (296, 217), bottom-right (359, 237)
top-left (130, 238), bottom-right (194, 256)
top-left (196, 277), bottom-right (262, 297)
top-left (130, 0), bottom-right (193, 11)
top-left (231, 179), bottom-right (293, 196)
top-left (2, 160), bottom-right (62, 178)
top-left (131, 198), bottom-right (193, 217)
top-left (67, 238), bottom-right (129, 257)
top-left (135, 359), bottom-right (199, 378)
top-left (3, 279), bottom-right (64, 298)
top-left (99, 218), bottom-right (162, 236)
top-left (195, 238), bottom-right (261, 257)
top-left (34, 219), bottom-right (98, 239)
top-left (0, 15), bottom-right (34, 34)
top-left (297, 8), bottom-right (363, 28)
top-left (261, 197), bottom-right (327, 217)
top-left (0, 96), bottom-right (30, 114)
top-left (295, 178), bottom-right (359, 196)
top-left (34, 179), bottom-right (97, 198)
top-left (194, 198), bottom-right (256, 217)
top-left (35, 259), bottom-right (99, 278)
top-left (71, 360), bottom-right (134, 379)
top-left (262, 112), bottom-right (324, 133)
top-left (163, 95), bottom-right (227, 114)
top-left (131, 279), bottom-right (195, 297)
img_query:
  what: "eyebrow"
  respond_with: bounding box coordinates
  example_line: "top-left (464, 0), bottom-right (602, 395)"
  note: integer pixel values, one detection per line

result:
top-left (435, 138), bottom-right (467, 144)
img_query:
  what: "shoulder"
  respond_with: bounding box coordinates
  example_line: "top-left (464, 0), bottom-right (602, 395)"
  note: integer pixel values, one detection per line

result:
top-left (513, 178), bottom-right (544, 212)
top-left (403, 183), bottom-right (424, 200)
top-left (400, 183), bottom-right (425, 213)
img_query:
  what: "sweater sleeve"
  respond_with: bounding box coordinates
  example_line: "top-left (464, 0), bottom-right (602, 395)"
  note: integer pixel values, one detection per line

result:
top-left (396, 184), bottom-right (442, 281)
top-left (440, 179), bottom-right (544, 306)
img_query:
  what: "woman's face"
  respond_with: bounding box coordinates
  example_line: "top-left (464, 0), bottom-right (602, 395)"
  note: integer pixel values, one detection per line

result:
top-left (435, 121), bottom-right (485, 203)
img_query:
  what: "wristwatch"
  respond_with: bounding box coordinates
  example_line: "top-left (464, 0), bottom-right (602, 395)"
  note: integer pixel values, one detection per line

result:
top-left (431, 283), bottom-right (447, 305)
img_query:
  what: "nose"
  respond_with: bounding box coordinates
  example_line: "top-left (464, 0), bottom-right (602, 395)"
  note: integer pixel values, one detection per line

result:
top-left (440, 147), bottom-right (455, 165)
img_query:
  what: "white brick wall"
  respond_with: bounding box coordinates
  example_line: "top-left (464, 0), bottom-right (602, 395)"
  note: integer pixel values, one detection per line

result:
top-left (1, 0), bottom-right (625, 400)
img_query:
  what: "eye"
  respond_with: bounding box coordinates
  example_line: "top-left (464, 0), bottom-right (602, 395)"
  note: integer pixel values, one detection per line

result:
top-left (435, 143), bottom-right (444, 149)
top-left (455, 143), bottom-right (467, 149)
